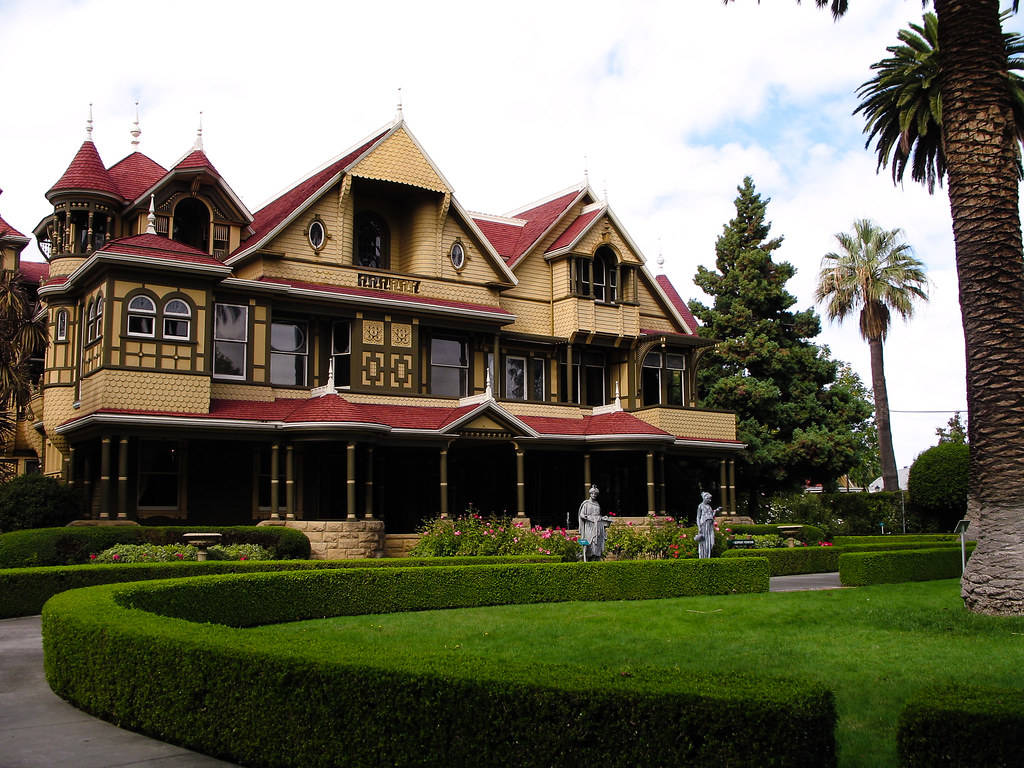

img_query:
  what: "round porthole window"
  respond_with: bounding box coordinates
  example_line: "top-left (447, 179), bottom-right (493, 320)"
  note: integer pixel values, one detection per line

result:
top-left (308, 219), bottom-right (326, 251)
top-left (450, 241), bottom-right (466, 270)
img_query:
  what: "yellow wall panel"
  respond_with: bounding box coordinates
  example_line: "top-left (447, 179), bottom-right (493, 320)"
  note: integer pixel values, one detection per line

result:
top-left (351, 127), bottom-right (448, 193)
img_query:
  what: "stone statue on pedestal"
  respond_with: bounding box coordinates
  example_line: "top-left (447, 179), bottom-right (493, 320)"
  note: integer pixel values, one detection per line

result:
top-left (578, 484), bottom-right (612, 560)
top-left (695, 491), bottom-right (720, 559)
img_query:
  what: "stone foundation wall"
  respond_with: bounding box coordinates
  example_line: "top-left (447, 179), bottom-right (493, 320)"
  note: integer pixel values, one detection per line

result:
top-left (267, 520), bottom-right (387, 560)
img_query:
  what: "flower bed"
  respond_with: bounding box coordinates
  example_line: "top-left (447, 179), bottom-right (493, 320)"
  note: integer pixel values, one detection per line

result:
top-left (41, 558), bottom-right (836, 768)
top-left (409, 514), bottom-right (580, 559)
top-left (92, 542), bottom-right (272, 563)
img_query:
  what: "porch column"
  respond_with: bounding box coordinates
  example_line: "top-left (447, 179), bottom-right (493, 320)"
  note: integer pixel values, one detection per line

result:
top-left (728, 458), bottom-right (737, 516)
top-left (100, 436), bottom-right (112, 519)
top-left (65, 447), bottom-right (74, 486)
top-left (83, 455), bottom-right (93, 517)
top-left (364, 446), bottom-right (374, 519)
top-left (285, 444), bottom-right (295, 520)
top-left (583, 451), bottom-right (591, 498)
top-left (439, 446), bottom-right (449, 518)
top-left (658, 453), bottom-right (666, 515)
top-left (270, 442), bottom-right (281, 520)
top-left (646, 451), bottom-right (656, 516)
top-left (117, 437), bottom-right (128, 519)
top-left (719, 459), bottom-right (728, 513)
top-left (515, 444), bottom-right (525, 518)
top-left (346, 442), bottom-right (357, 519)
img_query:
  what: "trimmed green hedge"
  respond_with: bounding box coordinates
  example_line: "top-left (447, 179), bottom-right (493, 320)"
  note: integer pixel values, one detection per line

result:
top-left (839, 546), bottom-right (974, 586)
top-left (0, 555), bottom-right (558, 618)
top-left (831, 534), bottom-right (958, 546)
top-left (726, 524), bottom-right (827, 543)
top-left (0, 525), bottom-right (311, 568)
top-left (43, 559), bottom-right (835, 767)
top-left (722, 541), bottom-right (964, 576)
top-left (897, 685), bottom-right (1024, 767)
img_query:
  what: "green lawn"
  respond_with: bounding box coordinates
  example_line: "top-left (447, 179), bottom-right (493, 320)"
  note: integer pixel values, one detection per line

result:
top-left (248, 579), bottom-right (1024, 768)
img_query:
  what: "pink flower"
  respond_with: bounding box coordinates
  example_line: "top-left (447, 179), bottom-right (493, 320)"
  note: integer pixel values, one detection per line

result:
top-left (454, 531), bottom-right (461, 536)
top-left (112, 554), bottom-right (120, 561)
top-left (666, 516), bottom-right (674, 522)
top-left (513, 537), bottom-right (519, 543)
top-left (89, 554), bottom-right (96, 560)
top-left (240, 556), bottom-right (248, 561)
top-left (627, 522), bottom-right (634, 527)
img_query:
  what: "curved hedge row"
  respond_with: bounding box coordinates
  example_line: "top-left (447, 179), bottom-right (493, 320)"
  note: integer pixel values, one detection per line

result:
top-left (0, 555), bottom-right (559, 618)
top-left (838, 546), bottom-right (974, 586)
top-left (43, 558), bottom-right (836, 768)
top-left (727, 524), bottom-right (826, 543)
top-left (0, 525), bottom-right (311, 568)
top-left (897, 685), bottom-right (1024, 767)
top-left (722, 540), bottom-right (965, 576)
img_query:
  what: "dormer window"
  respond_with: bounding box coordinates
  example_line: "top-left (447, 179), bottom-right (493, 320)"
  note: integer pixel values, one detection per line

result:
top-left (593, 246), bottom-right (618, 303)
top-left (172, 198), bottom-right (210, 252)
top-left (355, 212), bottom-right (389, 269)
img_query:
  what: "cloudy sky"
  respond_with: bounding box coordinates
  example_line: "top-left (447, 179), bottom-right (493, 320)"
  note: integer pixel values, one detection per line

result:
top-left (2, 0), bottom-right (1016, 472)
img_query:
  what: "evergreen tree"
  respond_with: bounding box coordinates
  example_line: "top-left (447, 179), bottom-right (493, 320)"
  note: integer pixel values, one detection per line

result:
top-left (690, 177), bottom-right (873, 515)
top-left (936, 411), bottom-right (968, 444)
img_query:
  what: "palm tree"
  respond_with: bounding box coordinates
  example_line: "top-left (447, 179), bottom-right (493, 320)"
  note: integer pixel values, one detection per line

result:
top-left (855, 11), bottom-right (1024, 193)
top-left (725, 0), bottom-right (1024, 614)
top-left (816, 220), bottom-right (928, 492)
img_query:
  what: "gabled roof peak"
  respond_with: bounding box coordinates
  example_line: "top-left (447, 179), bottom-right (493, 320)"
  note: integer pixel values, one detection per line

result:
top-left (504, 181), bottom-right (588, 219)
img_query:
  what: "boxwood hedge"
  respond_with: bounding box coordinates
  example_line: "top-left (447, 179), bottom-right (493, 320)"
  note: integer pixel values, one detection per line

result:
top-left (0, 555), bottom-right (558, 618)
top-left (838, 546), bottom-right (974, 586)
top-left (831, 534), bottom-right (958, 546)
top-left (722, 540), bottom-right (965, 576)
top-left (43, 558), bottom-right (834, 768)
top-left (897, 685), bottom-right (1024, 767)
top-left (726, 524), bottom-right (826, 543)
top-left (0, 525), bottom-right (311, 568)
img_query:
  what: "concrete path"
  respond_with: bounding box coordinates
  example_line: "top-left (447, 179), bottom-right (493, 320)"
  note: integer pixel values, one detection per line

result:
top-left (770, 571), bottom-right (843, 592)
top-left (2, 575), bottom-right (842, 766)
top-left (0, 616), bottom-right (235, 768)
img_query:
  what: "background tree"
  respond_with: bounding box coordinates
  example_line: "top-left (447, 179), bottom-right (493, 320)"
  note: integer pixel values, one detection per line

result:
top-left (691, 177), bottom-right (874, 516)
top-left (0, 270), bottom-right (46, 455)
top-left (730, 0), bottom-right (1024, 619)
top-left (936, 411), bottom-right (967, 444)
top-left (908, 441), bottom-right (970, 532)
top-left (855, 11), bottom-right (1024, 193)
top-left (815, 219), bottom-right (928, 492)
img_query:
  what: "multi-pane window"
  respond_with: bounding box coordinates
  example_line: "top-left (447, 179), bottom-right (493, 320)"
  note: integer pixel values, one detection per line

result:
top-left (593, 246), bottom-right (617, 303)
top-left (270, 320), bottom-right (308, 386)
top-left (531, 358), bottom-right (546, 401)
top-left (127, 295), bottom-right (156, 336)
top-left (431, 337), bottom-right (468, 397)
top-left (95, 295), bottom-right (103, 340)
top-left (574, 257), bottom-right (592, 297)
top-left (666, 353), bottom-right (685, 405)
top-left (213, 304), bottom-right (248, 379)
top-left (85, 301), bottom-right (95, 343)
top-left (163, 299), bottom-right (191, 340)
top-left (642, 352), bottom-right (662, 406)
top-left (55, 309), bottom-right (68, 342)
top-left (332, 320), bottom-right (351, 387)
top-left (505, 356), bottom-right (526, 400)
top-left (581, 350), bottom-right (606, 406)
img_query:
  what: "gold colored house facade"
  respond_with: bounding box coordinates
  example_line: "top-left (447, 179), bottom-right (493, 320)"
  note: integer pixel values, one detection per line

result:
top-left (6, 115), bottom-right (742, 548)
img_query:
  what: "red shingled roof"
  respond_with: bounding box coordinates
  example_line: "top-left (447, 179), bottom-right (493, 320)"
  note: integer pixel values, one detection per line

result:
top-left (473, 187), bottom-right (584, 266)
top-left (0, 213), bottom-right (26, 240)
top-left (107, 152), bottom-right (167, 202)
top-left (96, 234), bottom-right (225, 266)
top-left (473, 218), bottom-right (522, 260)
top-left (48, 141), bottom-right (123, 200)
top-left (655, 274), bottom-right (699, 335)
top-left (522, 411), bottom-right (672, 437)
top-left (19, 260), bottom-right (48, 285)
top-left (173, 149), bottom-right (221, 176)
top-left (546, 206), bottom-right (604, 254)
top-left (235, 130), bottom-right (388, 257)
top-left (255, 276), bottom-right (512, 316)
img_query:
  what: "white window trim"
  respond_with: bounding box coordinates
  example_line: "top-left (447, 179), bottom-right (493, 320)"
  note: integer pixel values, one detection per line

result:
top-left (163, 299), bottom-right (192, 341)
top-left (127, 295), bottom-right (157, 338)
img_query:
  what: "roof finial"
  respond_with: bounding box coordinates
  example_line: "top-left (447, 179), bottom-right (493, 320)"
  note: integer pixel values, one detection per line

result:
top-left (396, 87), bottom-right (403, 121)
top-left (485, 365), bottom-right (493, 399)
top-left (146, 195), bottom-right (157, 235)
top-left (130, 101), bottom-right (141, 148)
top-left (602, 178), bottom-right (608, 203)
top-left (86, 103), bottom-right (94, 141)
top-left (583, 154), bottom-right (589, 184)
top-left (193, 111), bottom-right (203, 151)
top-left (656, 237), bottom-right (665, 272)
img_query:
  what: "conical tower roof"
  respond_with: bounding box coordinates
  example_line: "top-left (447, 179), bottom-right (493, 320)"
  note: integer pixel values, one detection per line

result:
top-left (47, 140), bottom-right (124, 201)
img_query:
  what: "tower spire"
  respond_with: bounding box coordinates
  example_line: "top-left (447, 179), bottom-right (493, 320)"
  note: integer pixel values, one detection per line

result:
top-left (86, 103), bottom-right (94, 141)
top-left (193, 112), bottom-right (204, 151)
top-left (396, 88), bottom-right (403, 121)
top-left (130, 101), bottom-right (141, 148)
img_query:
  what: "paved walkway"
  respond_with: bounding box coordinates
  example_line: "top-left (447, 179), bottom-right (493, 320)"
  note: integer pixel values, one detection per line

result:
top-left (0, 615), bottom-right (235, 768)
top-left (2, 574), bottom-right (843, 766)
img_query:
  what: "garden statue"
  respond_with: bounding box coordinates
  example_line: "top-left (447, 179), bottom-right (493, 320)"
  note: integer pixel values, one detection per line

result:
top-left (578, 484), bottom-right (612, 559)
top-left (695, 491), bottom-right (720, 559)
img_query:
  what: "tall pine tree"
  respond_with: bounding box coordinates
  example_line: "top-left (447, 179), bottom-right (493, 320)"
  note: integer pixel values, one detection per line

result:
top-left (690, 177), bottom-right (873, 515)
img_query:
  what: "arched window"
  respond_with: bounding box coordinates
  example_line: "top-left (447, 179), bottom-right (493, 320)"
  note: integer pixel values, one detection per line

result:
top-left (127, 294), bottom-right (156, 337)
top-left (593, 246), bottom-right (618, 303)
top-left (95, 295), bottom-right (103, 340)
top-left (163, 298), bottom-right (192, 340)
top-left (354, 212), bottom-right (389, 269)
top-left (55, 309), bottom-right (68, 342)
top-left (86, 300), bottom-right (96, 343)
top-left (172, 198), bottom-right (210, 252)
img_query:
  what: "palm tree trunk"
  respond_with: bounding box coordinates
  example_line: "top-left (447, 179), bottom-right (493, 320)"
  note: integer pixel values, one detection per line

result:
top-left (868, 337), bottom-right (899, 492)
top-left (935, 0), bottom-right (1024, 614)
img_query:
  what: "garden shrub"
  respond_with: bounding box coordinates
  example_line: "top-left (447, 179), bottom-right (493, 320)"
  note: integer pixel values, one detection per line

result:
top-left (0, 474), bottom-right (83, 533)
top-left (0, 524), bottom-right (310, 567)
top-left (0, 555), bottom-right (559, 618)
top-left (725, 523), bottom-right (827, 543)
top-left (907, 442), bottom-right (970, 532)
top-left (92, 542), bottom-right (273, 563)
top-left (42, 559), bottom-right (835, 768)
top-left (723, 540), bottom-right (965, 576)
top-left (839, 546), bottom-right (974, 586)
top-left (897, 685), bottom-right (1024, 767)
top-left (410, 514), bottom-right (579, 559)
top-left (766, 491), bottom-right (905, 537)
top-left (831, 534), bottom-right (957, 546)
